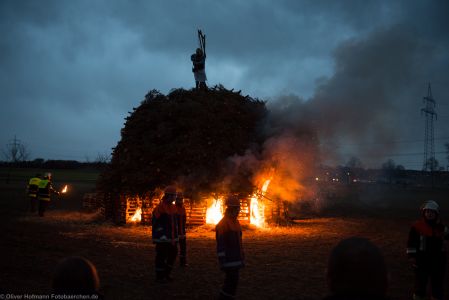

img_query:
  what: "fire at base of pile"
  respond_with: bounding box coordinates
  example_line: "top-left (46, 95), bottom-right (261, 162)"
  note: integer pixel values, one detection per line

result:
top-left (93, 176), bottom-right (292, 227)
top-left (205, 195), bottom-right (267, 228)
top-left (93, 192), bottom-right (289, 228)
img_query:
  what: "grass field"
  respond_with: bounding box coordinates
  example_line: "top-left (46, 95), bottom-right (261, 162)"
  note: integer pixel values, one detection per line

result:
top-left (0, 168), bottom-right (448, 299)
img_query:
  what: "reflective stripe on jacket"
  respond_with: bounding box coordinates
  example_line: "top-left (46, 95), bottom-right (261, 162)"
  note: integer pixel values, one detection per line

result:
top-left (216, 215), bottom-right (244, 270)
top-left (176, 205), bottom-right (187, 239)
top-left (407, 218), bottom-right (449, 257)
top-left (152, 202), bottom-right (178, 243)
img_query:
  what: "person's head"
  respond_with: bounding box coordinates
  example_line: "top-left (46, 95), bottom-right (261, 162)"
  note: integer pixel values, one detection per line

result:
top-left (44, 173), bottom-right (52, 180)
top-left (224, 195), bottom-right (240, 218)
top-left (52, 256), bottom-right (100, 295)
top-left (175, 192), bottom-right (184, 206)
top-left (162, 186), bottom-right (177, 204)
top-left (421, 200), bottom-right (439, 221)
top-left (326, 237), bottom-right (388, 297)
top-left (196, 48), bottom-right (203, 56)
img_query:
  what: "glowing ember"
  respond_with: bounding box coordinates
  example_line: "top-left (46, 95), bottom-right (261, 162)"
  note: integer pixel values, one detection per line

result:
top-left (130, 208), bottom-right (142, 222)
top-left (61, 185), bottom-right (68, 193)
top-left (206, 198), bottom-right (223, 225)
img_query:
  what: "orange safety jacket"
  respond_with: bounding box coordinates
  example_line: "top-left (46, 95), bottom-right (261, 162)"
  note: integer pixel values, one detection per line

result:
top-left (152, 202), bottom-right (178, 244)
top-left (407, 218), bottom-right (449, 257)
top-left (216, 214), bottom-right (245, 270)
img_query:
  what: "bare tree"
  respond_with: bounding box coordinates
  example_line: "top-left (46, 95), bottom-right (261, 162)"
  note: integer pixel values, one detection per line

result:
top-left (95, 152), bottom-right (111, 164)
top-left (2, 136), bottom-right (30, 162)
top-left (346, 156), bottom-right (363, 169)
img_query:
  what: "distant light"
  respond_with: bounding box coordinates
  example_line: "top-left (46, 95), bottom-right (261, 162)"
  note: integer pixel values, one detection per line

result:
top-left (315, 177), bottom-right (319, 181)
top-left (353, 179), bottom-right (357, 183)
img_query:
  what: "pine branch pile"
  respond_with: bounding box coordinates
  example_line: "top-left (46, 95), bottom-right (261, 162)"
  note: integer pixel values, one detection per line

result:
top-left (98, 86), bottom-right (267, 199)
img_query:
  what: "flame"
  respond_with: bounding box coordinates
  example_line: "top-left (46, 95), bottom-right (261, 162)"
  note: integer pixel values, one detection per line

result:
top-left (250, 195), bottom-right (264, 227)
top-left (61, 185), bottom-right (68, 193)
top-left (250, 178), bottom-right (271, 227)
top-left (130, 208), bottom-right (142, 222)
top-left (206, 198), bottom-right (223, 225)
top-left (261, 179), bottom-right (271, 194)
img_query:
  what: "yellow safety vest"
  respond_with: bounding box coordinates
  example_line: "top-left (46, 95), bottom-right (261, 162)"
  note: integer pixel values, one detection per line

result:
top-left (28, 177), bottom-right (41, 197)
top-left (38, 179), bottom-right (51, 201)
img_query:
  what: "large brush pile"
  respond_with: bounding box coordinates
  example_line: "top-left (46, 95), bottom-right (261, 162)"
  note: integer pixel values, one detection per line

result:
top-left (98, 86), bottom-right (267, 199)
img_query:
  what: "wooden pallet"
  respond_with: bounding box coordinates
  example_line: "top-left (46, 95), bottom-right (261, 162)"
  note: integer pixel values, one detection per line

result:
top-left (187, 202), bottom-right (207, 226)
top-left (82, 193), bottom-right (97, 210)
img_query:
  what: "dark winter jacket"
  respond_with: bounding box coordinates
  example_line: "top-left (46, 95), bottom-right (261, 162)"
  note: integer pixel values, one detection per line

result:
top-left (176, 204), bottom-right (187, 239)
top-left (407, 218), bottom-right (449, 260)
top-left (216, 215), bottom-right (244, 270)
top-left (191, 53), bottom-right (206, 72)
top-left (152, 202), bottom-right (178, 244)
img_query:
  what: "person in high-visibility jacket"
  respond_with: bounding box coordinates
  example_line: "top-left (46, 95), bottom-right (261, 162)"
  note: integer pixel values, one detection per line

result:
top-left (27, 174), bottom-right (41, 212)
top-left (407, 200), bottom-right (449, 300)
top-left (216, 195), bottom-right (244, 300)
top-left (37, 173), bottom-right (60, 217)
top-left (152, 186), bottom-right (179, 282)
top-left (175, 191), bottom-right (188, 267)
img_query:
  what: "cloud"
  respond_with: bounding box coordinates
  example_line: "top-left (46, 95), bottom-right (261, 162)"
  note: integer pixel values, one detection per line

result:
top-left (0, 0), bottom-right (448, 167)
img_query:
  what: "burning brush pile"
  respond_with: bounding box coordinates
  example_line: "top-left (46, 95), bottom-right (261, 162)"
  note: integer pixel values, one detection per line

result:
top-left (98, 85), bottom-right (320, 226)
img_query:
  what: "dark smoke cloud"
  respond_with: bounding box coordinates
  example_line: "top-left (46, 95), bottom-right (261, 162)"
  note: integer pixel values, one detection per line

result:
top-left (269, 20), bottom-right (449, 168)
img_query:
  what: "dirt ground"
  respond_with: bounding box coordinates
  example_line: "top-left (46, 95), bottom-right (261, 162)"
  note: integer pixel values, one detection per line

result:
top-left (1, 179), bottom-right (449, 299)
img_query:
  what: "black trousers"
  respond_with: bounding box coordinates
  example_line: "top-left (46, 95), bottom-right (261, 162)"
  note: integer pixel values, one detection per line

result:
top-left (155, 242), bottom-right (178, 279)
top-left (29, 196), bottom-right (37, 212)
top-left (219, 269), bottom-right (240, 299)
top-left (179, 237), bottom-right (186, 265)
top-left (38, 200), bottom-right (49, 217)
top-left (414, 256), bottom-right (446, 299)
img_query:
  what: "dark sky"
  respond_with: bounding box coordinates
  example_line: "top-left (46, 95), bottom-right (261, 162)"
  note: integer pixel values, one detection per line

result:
top-left (1, 0), bottom-right (448, 169)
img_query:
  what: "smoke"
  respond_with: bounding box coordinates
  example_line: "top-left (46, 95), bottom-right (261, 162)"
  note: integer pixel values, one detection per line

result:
top-left (219, 20), bottom-right (449, 204)
top-left (218, 96), bottom-right (321, 203)
top-left (269, 23), bottom-right (449, 168)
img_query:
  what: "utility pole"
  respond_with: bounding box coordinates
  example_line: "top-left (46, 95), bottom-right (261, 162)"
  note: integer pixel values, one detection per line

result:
top-left (7, 135), bottom-right (21, 162)
top-left (421, 83), bottom-right (437, 172)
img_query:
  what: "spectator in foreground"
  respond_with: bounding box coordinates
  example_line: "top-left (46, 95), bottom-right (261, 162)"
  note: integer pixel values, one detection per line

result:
top-left (52, 256), bottom-right (101, 297)
top-left (323, 237), bottom-right (389, 300)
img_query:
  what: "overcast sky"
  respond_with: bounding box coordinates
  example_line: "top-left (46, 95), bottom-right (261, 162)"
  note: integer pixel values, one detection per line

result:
top-left (1, 0), bottom-right (448, 169)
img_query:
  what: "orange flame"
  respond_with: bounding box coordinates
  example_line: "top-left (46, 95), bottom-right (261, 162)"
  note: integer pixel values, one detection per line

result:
top-left (61, 185), bottom-right (68, 193)
top-left (206, 198), bottom-right (223, 225)
top-left (250, 178), bottom-right (271, 227)
top-left (130, 208), bottom-right (142, 222)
